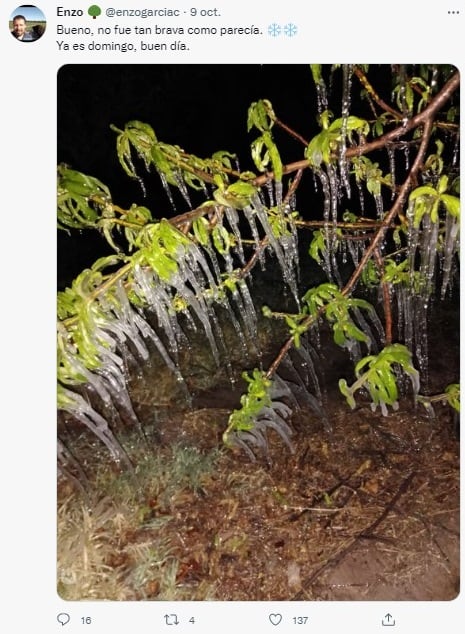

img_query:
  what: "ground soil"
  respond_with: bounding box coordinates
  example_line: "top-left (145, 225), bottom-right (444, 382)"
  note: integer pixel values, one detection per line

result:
top-left (57, 288), bottom-right (460, 601)
top-left (147, 397), bottom-right (460, 600)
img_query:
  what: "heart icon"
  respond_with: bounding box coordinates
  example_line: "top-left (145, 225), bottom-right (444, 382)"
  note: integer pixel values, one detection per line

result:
top-left (269, 613), bottom-right (282, 626)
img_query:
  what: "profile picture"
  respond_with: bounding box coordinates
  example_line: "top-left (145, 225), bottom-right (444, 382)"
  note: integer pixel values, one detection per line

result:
top-left (9, 4), bottom-right (46, 41)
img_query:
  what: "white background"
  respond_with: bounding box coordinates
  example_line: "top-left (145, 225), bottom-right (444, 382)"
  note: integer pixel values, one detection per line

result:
top-left (2, 1), bottom-right (463, 632)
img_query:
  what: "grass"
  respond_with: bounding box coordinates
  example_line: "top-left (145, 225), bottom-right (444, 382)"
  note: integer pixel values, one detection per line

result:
top-left (57, 442), bottom-right (221, 600)
top-left (57, 397), bottom-right (459, 601)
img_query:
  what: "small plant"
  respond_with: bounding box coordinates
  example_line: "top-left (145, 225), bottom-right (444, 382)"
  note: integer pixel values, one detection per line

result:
top-left (57, 64), bottom-right (460, 470)
top-left (338, 344), bottom-right (420, 416)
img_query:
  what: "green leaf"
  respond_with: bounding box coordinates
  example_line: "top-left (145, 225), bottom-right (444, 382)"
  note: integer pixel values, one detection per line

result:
top-left (263, 131), bottom-right (283, 182)
top-left (212, 224), bottom-right (232, 254)
top-left (409, 185), bottom-right (437, 200)
top-left (441, 194), bottom-right (460, 217)
top-left (310, 64), bottom-right (323, 85)
top-left (305, 129), bottom-right (336, 167)
top-left (338, 379), bottom-right (356, 409)
top-left (251, 137), bottom-right (269, 172)
top-left (212, 150), bottom-right (238, 169)
top-left (328, 115), bottom-right (370, 136)
top-left (192, 216), bottom-right (210, 246)
top-left (247, 99), bottom-right (274, 133)
top-left (445, 383), bottom-right (460, 411)
top-left (340, 345), bottom-right (419, 414)
top-left (214, 180), bottom-right (257, 209)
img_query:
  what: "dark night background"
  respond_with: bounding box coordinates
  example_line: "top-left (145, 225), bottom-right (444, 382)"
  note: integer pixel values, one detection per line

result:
top-left (56, 64), bottom-right (395, 289)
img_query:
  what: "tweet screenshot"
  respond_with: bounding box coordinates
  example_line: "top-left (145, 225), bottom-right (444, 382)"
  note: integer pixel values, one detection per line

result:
top-left (3, 1), bottom-right (462, 632)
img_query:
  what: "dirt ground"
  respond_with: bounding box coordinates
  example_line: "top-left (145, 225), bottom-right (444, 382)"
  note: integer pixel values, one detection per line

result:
top-left (58, 381), bottom-right (459, 601)
top-left (57, 289), bottom-right (460, 602)
top-left (151, 397), bottom-right (459, 601)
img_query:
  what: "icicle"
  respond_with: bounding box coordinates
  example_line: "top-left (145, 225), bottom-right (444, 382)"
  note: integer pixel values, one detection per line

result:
top-left (284, 203), bottom-right (300, 282)
top-left (278, 359), bottom-right (328, 428)
top-left (101, 317), bottom-right (149, 362)
top-left (315, 84), bottom-right (327, 115)
top-left (430, 65), bottom-right (439, 92)
top-left (151, 284), bottom-right (185, 355)
top-left (339, 147), bottom-right (349, 191)
top-left (60, 345), bottom-right (112, 406)
top-left (292, 340), bottom-right (322, 402)
top-left (351, 306), bottom-right (376, 353)
top-left (414, 296), bottom-right (430, 384)
top-left (327, 165), bottom-right (343, 287)
top-left (94, 356), bottom-right (126, 398)
top-left (156, 169), bottom-right (177, 211)
top-left (280, 233), bottom-right (300, 305)
top-left (397, 65), bottom-right (410, 126)
top-left (195, 179), bottom-right (210, 200)
top-left (395, 285), bottom-right (429, 386)
top-left (204, 242), bottom-right (223, 284)
top-left (168, 270), bottom-right (221, 365)
top-left (99, 374), bottom-right (142, 431)
top-left (252, 195), bottom-right (300, 306)
top-left (136, 175), bottom-right (147, 198)
top-left (243, 205), bottom-right (266, 269)
top-left (131, 310), bottom-right (190, 397)
top-left (265, 401), bottom-right (292, 420)
top-left (231, 433), bottom-right (263, 462)
top-left (178, 245), bottom-right (227, 370)
top-left (315, 77), bottom-right (328, 116)
top-left (185, 242), bottom-right (218, 293)
top-left (83, 303), bottom-right (126, 371)
top-left (237, 278), bottom-right (259, 344)
top-left (374, 194), bottom-right (384, 219)
top-left (329, 65), bottom-right (337, 96)
top-left (347, 239), bottom-right (360, 267)
top-left (340, 239), bottom-right (347, 264)
top-left (441, 212), bottom-right (460, 299)
top-left (366, 304), bottom-right (385, 347)
top-left (216, 293), bottom-right (250, 361)
top-left (256, 406), bottom-right (295, 453)
top-left (57, 439), bottom-right (89, 487)
top-left (266, 179), bottom-right (275, 207)
top-left (274, 181), bottom-right (283, 207)
top-left (395, 284), bottom-right (405, 343)
top-left (387, 144), bottom-right (396, 200)
top-left (132, 266), bottom-right (184, 357)
top-left (344, 337), bottom-right (361, 364)
top-left (312, 171), bottom-right (320, 194)
top-left (327, 164), bottom-right (340, 224)
top-left (220, 245), bottom-right (235, 274)
top-left (406, 199), bottom-right (420, 285)
top-left (418, 213), bottom-right (439, 298)
top-left (225, 206), bottom-right (245, 264)
top-left (339, 64), bottom-right (353, 199)
top-left (59, 388), bottom-right (133, 469)
top-left (173, 168), bottom-right (192, 208)
top-left (400, 286), bottom-right (414, 354)
top-left (317, 168), bottom-right (335, 282)
top-left (452, 134), bottom-right (459, 168)
top-left (113, 281), bottom-right (156, 358)
top-left (133, 264), bottom-right (159, 308)
top-left (356, 179), bottom-right (365, 212)
top-left (402, 141), bottom-right (410, 171)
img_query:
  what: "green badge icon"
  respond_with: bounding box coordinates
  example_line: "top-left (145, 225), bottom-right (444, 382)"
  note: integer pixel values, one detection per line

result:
top-left (88, 5), bottom-right (102, 19)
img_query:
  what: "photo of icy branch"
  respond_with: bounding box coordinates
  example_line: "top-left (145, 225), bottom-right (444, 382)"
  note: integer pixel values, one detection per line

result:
top-left (57, 64), bottom-right (459, 600)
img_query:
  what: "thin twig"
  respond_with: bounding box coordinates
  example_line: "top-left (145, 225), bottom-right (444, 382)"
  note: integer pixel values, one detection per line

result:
top-left (272, 116), bottom-right (309, 147)
top-left (353, 65), bottom-right (402, 119)
top-left (266, 113), bottom-right (435, 379)
top-left (291, 470), bottom-right (416, 600)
